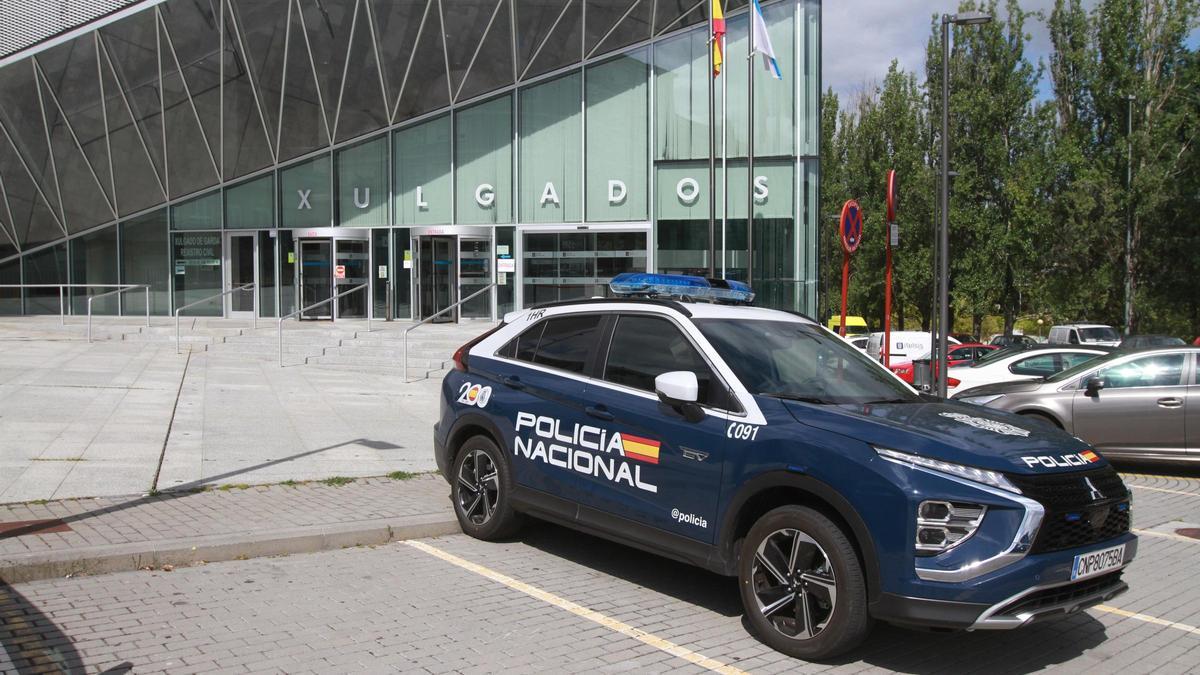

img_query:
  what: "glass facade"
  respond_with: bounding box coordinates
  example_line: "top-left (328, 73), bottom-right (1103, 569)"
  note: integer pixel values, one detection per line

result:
top-left (0, 0), bottom-right (820, 320)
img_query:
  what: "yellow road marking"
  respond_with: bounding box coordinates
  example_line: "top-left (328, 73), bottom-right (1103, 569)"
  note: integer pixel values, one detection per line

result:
top-left (1132, 528), bottom-right (1200, 543)
top-left (1128, 484), bottom-right (1200, 498)
top-left (1093, 605), bottom-right (1200, 637)
top-left (405, 540), bottom-right (749, 675)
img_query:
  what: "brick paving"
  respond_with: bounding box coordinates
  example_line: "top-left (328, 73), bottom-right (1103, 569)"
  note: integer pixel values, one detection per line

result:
top-left (2, 467), bottom-right (1200, 673)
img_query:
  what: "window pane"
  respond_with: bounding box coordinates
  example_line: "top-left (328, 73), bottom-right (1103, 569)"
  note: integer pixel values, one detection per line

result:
top-left (172, 231), bottom-right (223, 315)
top-left (22, 243), bottom-right (68, 314)
top-left (280, 155), bottom-right (332, 228)
top-left (495, 225), bottom-right (514, 314)
top-left (372, 228), bottom-right (389, 318)
top-left (0, 258), bottom-right (19, 315)
top-left (121, 209), bottom-right (170, 315)
top-left (278, 229), bottom-right (296, 316)
top-left (392, 227), bottom-right (412, 319)
top-left (456, 96), bottom-right (512, 224)
top-left (604, 315), bottom-right (723, 406)
top-left (337, 136), bottom-right (387, 226)
top-left (394, 115), bottom-right (452, 225)
top-left (1010, 354), bottom-right (1058, 377)
top-left (225, 174), bottom-right (275, 229)
top-left (520, 72), bottom-right (581, 223)
top-left (1099, 355), bottom-right (1187, 389)
top-left (530, 314), bottom-right (601, 373)
top-left (504, 320), bottom-right (545, 362)
top-left (70, 225), bottom-right (119, 314)
top-left (173, 190), bottom-right (222, 230)
top-left (654, 28), bottom-right (708, 162)
top-left (586, 50), bottom-right (648, 222)
top-left (259, 231), bottom-right (276, 317)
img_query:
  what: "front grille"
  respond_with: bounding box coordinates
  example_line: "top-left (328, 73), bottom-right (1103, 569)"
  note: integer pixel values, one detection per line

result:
top-left (994, 571), bottom-right (1124, 619)
top-left (1008, 466), bottom-right (1132, 553)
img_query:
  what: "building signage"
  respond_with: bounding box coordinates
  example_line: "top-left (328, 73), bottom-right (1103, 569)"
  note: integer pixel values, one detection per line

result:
top-left (173, 233), bottom-right (221, 273)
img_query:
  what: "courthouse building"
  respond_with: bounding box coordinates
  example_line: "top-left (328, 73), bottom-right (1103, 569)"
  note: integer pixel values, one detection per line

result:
top-left (0, 0), bottom-right (820, 321)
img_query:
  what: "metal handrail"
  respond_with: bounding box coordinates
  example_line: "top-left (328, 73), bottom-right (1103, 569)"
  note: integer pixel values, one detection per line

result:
top-left (175, 283), bottom-right (256, 354)
top-left (0, 283), bottom-right (153, 328)
top-left (88, 284), bottom-right (149, 342)
top-left (277, 283), bottom-right (370, 367)
top-left (403, 283), bottom-right (495, 382)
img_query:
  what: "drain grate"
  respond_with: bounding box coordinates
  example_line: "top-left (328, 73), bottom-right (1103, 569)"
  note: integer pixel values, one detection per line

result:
top-left (0, 519), bottom-right (72, 538)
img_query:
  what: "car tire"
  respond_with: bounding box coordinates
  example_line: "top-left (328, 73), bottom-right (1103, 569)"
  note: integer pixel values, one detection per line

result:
top-left (738, 506), bottom-right (871, 660)
top-left (451, 435), bottom-right (521, 540)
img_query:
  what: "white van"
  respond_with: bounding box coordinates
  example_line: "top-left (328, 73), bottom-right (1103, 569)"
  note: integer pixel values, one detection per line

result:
top-left (1047, 323), bottom-right (1120, 347)
top-left (866, 331), bottom-right (959, 363)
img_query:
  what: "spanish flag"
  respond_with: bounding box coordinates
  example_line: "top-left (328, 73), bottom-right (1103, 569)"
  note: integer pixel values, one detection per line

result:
top-left (621, 433), bottom-right (661, 465)
top-left (712, 0), bottom-right (726, 77)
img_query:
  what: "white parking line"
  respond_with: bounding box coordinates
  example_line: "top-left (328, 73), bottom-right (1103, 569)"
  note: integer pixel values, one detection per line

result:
top-left (1128, 484), bottom-right (1200, 498)
top-left (405, 540), bottom-right (750, 675)
top-left (1093, 605), bottom-right (1200, 637)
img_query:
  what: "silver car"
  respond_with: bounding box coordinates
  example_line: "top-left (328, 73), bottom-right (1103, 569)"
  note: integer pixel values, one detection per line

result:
top-left (953, 347), bottom-right (1199, 463)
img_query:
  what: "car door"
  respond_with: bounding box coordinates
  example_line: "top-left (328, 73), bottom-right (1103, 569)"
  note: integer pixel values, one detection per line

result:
top-left (1071, 352), bottom-right (1189, 456)
top-left (578, 313), bottom-right (731, 543)
top-left (495, 312), bottom-right (608, 502)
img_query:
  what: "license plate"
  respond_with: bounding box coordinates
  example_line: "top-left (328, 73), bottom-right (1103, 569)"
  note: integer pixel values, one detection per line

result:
top-left (1071, 543), bottom-right (1126, 580)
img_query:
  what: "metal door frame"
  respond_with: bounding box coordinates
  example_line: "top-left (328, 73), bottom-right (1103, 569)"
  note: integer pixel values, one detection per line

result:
top-left (297, 239), bottom-right (334, 320)
top-left (333, 237), bottom-right (371, 320)
top-left (224, 231), bottom-right (258, 318)
top-left (414, 235), bottom-right (458, 322)
top-left (409, 226), bottom-right (494, 323)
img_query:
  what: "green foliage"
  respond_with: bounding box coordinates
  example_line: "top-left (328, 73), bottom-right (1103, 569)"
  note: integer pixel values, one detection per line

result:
top-left (820, 0), bottom-right (1200, 338)
top-left (319, 476), bottom-right (356, 487)
top-left (386, 471), bottom-right (418, 481)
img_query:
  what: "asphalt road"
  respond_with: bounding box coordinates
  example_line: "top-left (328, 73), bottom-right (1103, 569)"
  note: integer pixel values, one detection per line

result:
top-left (4, 466), bottom-right (1200, 674)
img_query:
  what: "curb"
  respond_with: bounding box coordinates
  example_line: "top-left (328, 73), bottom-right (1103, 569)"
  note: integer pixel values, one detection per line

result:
top-left (0, 513), bottom-right (461, 584)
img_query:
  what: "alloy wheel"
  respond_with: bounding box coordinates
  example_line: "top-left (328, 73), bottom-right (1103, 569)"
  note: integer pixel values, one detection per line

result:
top-left (751, 528), bottom-right (838, 640)
top-left (456, 449), bottom-right (499, 525)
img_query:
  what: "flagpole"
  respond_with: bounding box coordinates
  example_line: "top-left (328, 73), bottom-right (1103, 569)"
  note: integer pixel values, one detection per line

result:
top-left (721, 31), bottom-right (727, 279)
top-left (707, 1), bottom-right (716, 278)
top-left (747, 6), bottom-right (756, 287)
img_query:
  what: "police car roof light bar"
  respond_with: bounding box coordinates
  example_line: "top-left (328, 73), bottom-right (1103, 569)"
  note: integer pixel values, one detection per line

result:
top-left (609, 273), bottom-right (755, 305)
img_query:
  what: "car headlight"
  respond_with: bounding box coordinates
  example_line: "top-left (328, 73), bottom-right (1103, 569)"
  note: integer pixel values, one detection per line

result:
top-left (958, 393), bottom-right (1004, 406)
top-left (875, 447), bottom-right (1021, 494)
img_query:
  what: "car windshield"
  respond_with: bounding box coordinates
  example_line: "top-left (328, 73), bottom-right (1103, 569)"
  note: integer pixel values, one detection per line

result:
top-left (1080, 327), bottom-right (1119, 342)
top-left (695, 319), bottom-right (919, 404)
top-left (1044, 351), bottom-right (1120, 383)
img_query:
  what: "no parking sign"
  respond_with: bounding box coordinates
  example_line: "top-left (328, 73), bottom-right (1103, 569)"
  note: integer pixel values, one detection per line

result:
top-left (840, 200), bottom-right (862, 254)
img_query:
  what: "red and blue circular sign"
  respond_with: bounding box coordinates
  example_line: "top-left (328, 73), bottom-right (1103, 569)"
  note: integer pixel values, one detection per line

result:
top-left (840, 199), bottom-right (862, 254)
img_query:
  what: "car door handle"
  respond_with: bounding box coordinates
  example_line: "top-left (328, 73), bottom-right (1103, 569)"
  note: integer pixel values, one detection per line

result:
top-left (502, 376), bottom-right (524, 390)
top-left (1157, 397), bottom-right (1183, 408)
top-left (585, 405), bottom-right (614, 421)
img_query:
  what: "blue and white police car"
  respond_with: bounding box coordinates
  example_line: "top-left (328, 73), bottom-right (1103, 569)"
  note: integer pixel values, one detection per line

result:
top-left (434, 273), bottom-right (1135, 659)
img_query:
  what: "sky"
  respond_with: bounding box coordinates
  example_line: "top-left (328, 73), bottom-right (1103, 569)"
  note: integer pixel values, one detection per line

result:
top-left (821, 0), bottom-right (1090, 103)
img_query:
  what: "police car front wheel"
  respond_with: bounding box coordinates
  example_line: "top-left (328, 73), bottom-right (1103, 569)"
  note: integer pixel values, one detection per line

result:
top-left (452, 435), bottom-right (521, 539)
top-left (739, 506), bottom-right (871, 660)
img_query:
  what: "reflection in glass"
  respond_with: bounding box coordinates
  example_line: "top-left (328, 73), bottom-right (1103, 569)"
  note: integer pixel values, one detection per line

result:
top-left (70, 225), bottom-right (119, 314)
top-left (22, 243), bottom-right (68, 314)
top-left (336, 136), bottom-right (387, 226)
top-left (459, 237), bottom-right (492, 319)
top-left (519, 73), bottom-right (581, 223)
top-left (122, 209), bottom-right (170, 315)
top-left (173, 190), bottom-right (222, 230)
top-left (586, 50), bottom-right (648, 221)
top-left (654, 27), bottom-right (709, 161)
top-left (394, 115), bottom-right (452, 225)
top-left (229, 234), bottom-right (256, 312)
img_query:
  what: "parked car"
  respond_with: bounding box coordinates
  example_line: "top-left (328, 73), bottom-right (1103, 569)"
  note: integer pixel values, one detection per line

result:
top-left (945, 345), bottom-right (1111, 396)
top-left (949, 332), bottom-right (979, 344)
top-left (1119, 334), bottom-right (1185, 350)
top-left (867, 331), bottom-right (959, 364)
top-left (953, 346), bottom-right (1199, 463)
top-left (844, 334), bottom-right (869, 351)
top-left (1047, 323), bottom-right (1121, 347)
top-left (827, 315), bottom-right (869, 336)
top-left (988, 333), bottom-right (1039, 348)
top-left (889, 343), bottom-right (998, 385)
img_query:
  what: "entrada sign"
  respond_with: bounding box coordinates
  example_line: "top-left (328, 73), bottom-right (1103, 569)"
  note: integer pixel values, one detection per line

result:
top-left (295, 176), bottom-right (773, 211)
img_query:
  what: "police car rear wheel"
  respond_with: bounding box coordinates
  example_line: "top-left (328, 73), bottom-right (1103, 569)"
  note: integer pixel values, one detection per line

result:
top-left (452, 435), bottom-right (521, 540)
top-left (739, 506), bottom-right (870, 660)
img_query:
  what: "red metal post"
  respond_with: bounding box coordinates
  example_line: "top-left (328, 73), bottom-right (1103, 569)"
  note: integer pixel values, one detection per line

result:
top-left (840, 252), bottom-right (850, 337)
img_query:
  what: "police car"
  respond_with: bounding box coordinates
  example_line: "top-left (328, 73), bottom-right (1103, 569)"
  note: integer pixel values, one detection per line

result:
top-left (434, 273), bottom-right (1135, 660)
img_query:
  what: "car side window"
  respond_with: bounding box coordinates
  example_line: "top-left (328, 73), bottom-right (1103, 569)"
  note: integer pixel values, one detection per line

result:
top-left (1060, 352), bottom-right (1098, 369)
top-left (1009, 354), bottom-right (1059, 376)
top-left (1068, 330), bottom-right (1080, 344)
top-left (1096, 354), bottom-right (1187, 389)
top-left (603, 315), bottom-right (731, 409)
top-left (498, 314), bottom-right (602, 375)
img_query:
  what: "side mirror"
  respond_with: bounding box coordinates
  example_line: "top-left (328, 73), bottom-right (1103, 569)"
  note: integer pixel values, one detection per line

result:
top-left (1085, 376), bottom-right (1105, 396)
top-left (655, 371), bottom-right (705, 423)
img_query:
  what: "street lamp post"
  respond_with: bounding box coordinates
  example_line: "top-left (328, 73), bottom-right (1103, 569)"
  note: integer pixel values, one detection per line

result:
top-left (937, 10), bottom-right (991, 399)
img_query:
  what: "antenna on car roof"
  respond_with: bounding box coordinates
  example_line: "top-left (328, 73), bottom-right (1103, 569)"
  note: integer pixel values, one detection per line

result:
top-left (608, 273), bottom-right (755, 305)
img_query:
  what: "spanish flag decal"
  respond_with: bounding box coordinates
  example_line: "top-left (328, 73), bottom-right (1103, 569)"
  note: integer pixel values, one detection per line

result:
top-left (621, 433), bottom-right (661, 465)
top-left (1081, 450), bottom-right (1099, 463)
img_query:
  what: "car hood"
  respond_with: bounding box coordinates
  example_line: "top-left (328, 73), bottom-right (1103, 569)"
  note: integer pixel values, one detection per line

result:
top-left (952, 379), bottom-right (1046, 399)
top-left (780, 398), bottom-right (1097, 475)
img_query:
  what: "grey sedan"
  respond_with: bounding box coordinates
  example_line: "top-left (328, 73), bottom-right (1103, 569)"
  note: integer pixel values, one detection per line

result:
top-left (953, 347), bottom-right (1198, 463)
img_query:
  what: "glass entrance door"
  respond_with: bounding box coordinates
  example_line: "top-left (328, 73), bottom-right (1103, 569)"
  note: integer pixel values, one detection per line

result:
top-left (226, 233), bottom-right (257, 318)
top-left (459, 237), bottom-right (492, 319)
top-left (299, 239), bottom-right (333, 319)
top-left (335, 239), bottom-right (369, 319)
top-left (417, 235), bottom-right (456, 322)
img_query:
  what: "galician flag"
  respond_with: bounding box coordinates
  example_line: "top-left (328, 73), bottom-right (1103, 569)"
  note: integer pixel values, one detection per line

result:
top-left (711, 0), bottom-right (726, 77)
top-left (750, 0), bottom-right (782, 80)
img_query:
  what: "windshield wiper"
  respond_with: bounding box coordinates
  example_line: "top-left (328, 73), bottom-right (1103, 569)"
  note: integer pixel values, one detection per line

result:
top-left (760, 392), bottom-right (831, 405)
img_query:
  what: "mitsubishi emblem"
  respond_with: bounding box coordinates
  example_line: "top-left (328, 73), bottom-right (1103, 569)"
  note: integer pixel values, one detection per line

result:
top-left (1083, 477), bottom-right (1104, 502)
